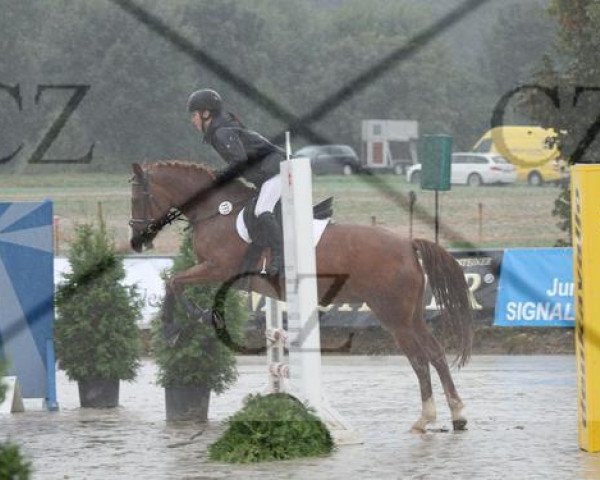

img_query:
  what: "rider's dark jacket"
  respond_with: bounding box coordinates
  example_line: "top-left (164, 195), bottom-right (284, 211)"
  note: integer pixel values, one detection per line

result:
top-left (203, 112), bottom-right (285, 187)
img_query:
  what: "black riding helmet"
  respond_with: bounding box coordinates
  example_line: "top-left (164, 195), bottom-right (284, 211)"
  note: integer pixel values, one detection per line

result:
top-left (187, 89), bottom-right (222, 114)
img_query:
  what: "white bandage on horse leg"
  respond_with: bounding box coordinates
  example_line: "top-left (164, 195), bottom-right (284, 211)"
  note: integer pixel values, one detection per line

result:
top-left (411, 396), bottom-right (436, 433)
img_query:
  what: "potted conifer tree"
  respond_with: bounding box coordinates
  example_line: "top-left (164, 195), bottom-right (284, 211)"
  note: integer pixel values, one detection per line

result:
top-left (152, 231), bottom-right (248, 421)
top-left (54, 215), bottom-right (142, 408)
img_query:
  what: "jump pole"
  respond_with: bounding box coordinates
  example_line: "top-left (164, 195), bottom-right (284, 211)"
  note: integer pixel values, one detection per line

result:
top-left (264, 133), bottom-right (360, 445)
top-left (572, 165), bottom-right (600, 452)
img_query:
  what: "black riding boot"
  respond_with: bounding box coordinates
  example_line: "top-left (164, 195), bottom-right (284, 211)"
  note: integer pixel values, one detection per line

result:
top-left (255, 212), bottom-right (284, 277)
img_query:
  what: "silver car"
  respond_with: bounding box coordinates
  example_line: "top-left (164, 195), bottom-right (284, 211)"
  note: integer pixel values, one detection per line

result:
top-left (294, 145), bottom-right (360, 175)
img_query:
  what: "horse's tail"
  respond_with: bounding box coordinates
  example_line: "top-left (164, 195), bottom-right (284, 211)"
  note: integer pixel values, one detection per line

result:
top-left (412, 238), bottom-right (473, 368)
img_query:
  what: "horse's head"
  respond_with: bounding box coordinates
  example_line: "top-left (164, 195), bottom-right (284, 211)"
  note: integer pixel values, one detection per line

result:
top-left (129, 160), bottom-right (254, 253)
top-left (129, 163), bottom-right (166, 252)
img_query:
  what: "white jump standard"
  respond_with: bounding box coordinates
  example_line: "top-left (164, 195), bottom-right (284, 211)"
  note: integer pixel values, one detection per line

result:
top-left (265, 140), bottom-right (360, 444)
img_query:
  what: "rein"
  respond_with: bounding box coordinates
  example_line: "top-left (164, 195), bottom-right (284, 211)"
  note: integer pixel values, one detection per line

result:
top-left (129, 169), bottom-right (184, 228)
top-left (129, 167), bottom-right (249, 246)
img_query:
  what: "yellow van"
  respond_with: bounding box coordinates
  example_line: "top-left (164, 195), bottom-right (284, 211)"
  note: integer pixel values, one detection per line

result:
top-left (472, 126), bottom-right (568, 186)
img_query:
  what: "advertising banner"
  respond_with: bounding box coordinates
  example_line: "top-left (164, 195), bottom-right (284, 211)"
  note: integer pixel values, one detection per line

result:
top-left (55, 257), bottom-right (173, 329)
top-left (494, 248), bottom-right (574, 327)
top-left (53, 248), bottom-right (575, 330)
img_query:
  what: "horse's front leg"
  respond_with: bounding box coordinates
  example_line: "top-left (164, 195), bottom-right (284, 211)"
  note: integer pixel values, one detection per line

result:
top-left (167, 261), bottom-right (222, 318)
top-left (161, 261), bottom-right (221, 345)
top-left (169, 260), bottom-right (221, 292)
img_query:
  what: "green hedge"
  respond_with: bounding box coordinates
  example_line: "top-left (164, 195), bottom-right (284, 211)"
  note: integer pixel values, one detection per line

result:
top-left (209, 394), bottom-right (334, 463)
top-left (0, 442), bottom-right (32, 480)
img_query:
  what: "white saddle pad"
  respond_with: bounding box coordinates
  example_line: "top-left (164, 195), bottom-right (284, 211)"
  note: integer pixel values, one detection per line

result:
top-left (236, 208), bottom-right (330, 247)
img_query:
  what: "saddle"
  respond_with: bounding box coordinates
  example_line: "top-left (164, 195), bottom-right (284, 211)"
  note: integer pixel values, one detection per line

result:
top-left (238, 196), bottom-right (334, 277)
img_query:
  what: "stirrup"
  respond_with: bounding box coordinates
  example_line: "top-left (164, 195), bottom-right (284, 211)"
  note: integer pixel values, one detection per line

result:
top-left (259, 252), bottom-right (283, 277)
top-left (260, 257), bottom-right (268, 275)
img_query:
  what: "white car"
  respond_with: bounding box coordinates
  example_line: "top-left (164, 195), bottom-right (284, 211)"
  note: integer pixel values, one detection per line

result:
top-left (406, 153), bottom-right (517, 186)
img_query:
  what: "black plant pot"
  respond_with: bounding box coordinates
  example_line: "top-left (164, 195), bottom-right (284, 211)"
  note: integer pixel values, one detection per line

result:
top-left (78, 378), bottom-right (120, 408)
top-left (165, 385), bottom-right (210, 422)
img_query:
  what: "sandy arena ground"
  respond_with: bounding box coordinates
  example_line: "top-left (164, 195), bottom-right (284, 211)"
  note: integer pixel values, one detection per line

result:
top-left (2, 355), bottom-right (599, 480)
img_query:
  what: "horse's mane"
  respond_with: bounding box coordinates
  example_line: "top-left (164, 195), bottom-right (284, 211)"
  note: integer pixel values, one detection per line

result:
top-left (147, 160), bottom-right (216, 179)
top-left (145, 160), bottom-right (255, 194)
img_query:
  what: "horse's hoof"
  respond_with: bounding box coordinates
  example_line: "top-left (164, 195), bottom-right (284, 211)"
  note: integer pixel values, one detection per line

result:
top-left (162, 321), bottom-right (182, 347)
top-left (453, 419), bottom-right (468, 431)
top-left (410, 426), bottom-right (426, 434)
top-left (410, 420), bottom-right (428, 434)
top-left (182, 298), bottom-right (203, 320)
top-left (166, 332), bottom-right (180, 348)
top-left (196, 309), bottom-right (214, 326)
top-left (210, 310), bottom-right (225, 328)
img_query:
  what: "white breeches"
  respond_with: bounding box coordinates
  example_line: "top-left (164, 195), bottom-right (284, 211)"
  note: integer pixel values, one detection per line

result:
top-left (254, 174), bottom-right (281, 215)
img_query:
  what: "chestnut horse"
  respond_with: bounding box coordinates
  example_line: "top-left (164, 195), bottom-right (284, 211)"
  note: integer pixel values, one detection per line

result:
top-left (129, 161), bottom-right (473, 432)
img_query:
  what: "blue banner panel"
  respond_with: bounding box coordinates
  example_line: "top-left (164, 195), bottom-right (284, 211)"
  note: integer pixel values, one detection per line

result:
top-left (0, 201), bottom-right (56, 405)
top-left (494, 248), bottom-right (574, 327)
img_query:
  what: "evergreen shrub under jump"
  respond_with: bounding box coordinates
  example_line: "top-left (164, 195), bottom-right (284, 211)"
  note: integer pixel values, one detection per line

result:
top-left (209, 393), bottom-right (334, 463)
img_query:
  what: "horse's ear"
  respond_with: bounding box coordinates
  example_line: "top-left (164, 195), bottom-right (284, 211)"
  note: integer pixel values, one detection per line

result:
top-left (132, 163), bottom-right (144, 177)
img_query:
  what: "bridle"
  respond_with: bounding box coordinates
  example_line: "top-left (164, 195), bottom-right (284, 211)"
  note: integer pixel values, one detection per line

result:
top-left (129, 169), bottom-right (164, 229)
top-left (129, 166), bottom-right (248, 250)
top-left (129, 168), bottom-right (183, 249)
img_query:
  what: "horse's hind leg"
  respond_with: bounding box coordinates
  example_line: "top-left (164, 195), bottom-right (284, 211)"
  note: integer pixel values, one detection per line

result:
top-left (392, 330), bottom-right (436, 433)
top-left (417, 323), bottom-right (467, 430)
top-left (370, 275), bottom-right (435, 432)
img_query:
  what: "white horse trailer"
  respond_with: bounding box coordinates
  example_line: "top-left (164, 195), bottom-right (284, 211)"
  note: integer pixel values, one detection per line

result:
top-left (361, 120), bottom-right (419, 174)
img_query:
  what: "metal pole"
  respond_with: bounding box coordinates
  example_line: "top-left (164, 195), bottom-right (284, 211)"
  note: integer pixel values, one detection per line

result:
top-left (97, 201), bottom-right (103, 222)
top-left (435, 190), bottom-right (439, 244)
top-left (409, 191), bottom-right (416, 240)
top-left (266, 298), bottom-right (284, 393)
top-left (478, 202), bottom-right (483, 244)
top-left (285, 131), bottom-right (292, 161)
top-left (53, 216), bottom-right (60, 256)
top-left (45, 339), bottom-right (59, 411)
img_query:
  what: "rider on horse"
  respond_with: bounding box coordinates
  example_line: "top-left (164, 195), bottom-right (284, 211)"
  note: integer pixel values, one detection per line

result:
top-left (187, 88), bottom-right (284, 276)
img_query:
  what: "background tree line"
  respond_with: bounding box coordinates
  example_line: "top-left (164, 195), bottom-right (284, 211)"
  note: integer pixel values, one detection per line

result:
top-left (519, 0), bottom-right (600, 244)
top-left (0, 0), bottom-right (556, 173)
